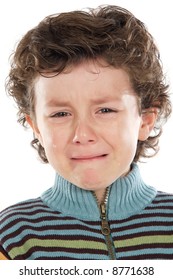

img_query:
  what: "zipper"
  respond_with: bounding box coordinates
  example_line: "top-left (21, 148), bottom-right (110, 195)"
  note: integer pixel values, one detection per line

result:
top-left (93, 188), bottom-right (116, 260)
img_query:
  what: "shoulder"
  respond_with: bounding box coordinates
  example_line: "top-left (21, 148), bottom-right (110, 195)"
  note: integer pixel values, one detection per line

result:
top-left (154, 191), bottom-right (173, 202)
top-left (0, 198), bottom-right (45, 219)
top-left (0, 197), bottom-right (57, 248)
top-left (148, 190), bottom-right (173, 210)
top-left (0, 197), bottom-right (54, 229)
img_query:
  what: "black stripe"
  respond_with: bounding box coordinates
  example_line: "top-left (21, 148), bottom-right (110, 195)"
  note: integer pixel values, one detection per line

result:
top-left (146, 206), bottom-right (173, 210)
top-left (152, 199), bottom-right (173, 204)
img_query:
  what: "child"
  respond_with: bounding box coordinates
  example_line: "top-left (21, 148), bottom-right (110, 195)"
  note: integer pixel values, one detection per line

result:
top-left (0, 5), bottom-right (172, 260)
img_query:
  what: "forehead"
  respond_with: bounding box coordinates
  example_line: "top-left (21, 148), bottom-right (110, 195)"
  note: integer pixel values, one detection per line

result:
top-left (34, 61), bottom-right (135, 102)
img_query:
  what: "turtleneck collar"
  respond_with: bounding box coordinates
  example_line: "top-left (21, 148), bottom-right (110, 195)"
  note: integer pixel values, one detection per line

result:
top-left (41, 163), bottom-right (157, 220)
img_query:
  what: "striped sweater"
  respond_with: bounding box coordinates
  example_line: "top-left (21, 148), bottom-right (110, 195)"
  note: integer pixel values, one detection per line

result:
top-left (0, 163), bottom-right (173, 260)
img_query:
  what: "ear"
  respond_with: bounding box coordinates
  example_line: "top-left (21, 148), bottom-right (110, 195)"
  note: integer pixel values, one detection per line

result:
top-left (138, 108), bottom-right (158, 141)
top-left (25, 115), bottom-right (44, 146)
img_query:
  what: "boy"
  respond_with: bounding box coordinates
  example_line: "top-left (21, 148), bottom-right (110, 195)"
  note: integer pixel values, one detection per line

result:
top-left (0, 5), bottom-right (172, 260)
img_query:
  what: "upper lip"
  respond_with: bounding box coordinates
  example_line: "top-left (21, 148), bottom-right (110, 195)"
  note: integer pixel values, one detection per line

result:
top-left (71, 154), bottom-right (108, 159)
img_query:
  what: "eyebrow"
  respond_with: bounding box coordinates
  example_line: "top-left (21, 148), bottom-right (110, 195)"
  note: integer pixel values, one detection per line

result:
top-left (45, 100), bottom-right (71, 107)
top-left (45, 96), bottom-right (121, 108)
top-left (90, 96), bottom-right (121, 104)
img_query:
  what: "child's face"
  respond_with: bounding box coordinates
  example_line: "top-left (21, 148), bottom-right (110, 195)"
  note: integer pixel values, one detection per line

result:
top-left (30, 61), bottom-right (154, 197)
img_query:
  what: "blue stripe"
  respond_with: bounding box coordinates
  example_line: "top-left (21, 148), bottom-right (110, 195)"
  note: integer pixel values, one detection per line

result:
top-left (119, 247), bottom-right (173, 258)
top-left (111, 216), bottom-right (173, 229)
top-left (112, 226), bottom-right (173, 237)
top-left (26, 251), bottom-right (108, 260)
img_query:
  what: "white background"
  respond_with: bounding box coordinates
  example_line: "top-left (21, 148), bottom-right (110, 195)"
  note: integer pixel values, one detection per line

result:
top-left (0, 0), bottom-right (173, 211)
top-left (0, 260), bottom-right (172, 279)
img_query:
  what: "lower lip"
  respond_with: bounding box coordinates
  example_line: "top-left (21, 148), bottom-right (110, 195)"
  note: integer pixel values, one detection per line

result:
top-left (71, 155), bottom-right (108, 162)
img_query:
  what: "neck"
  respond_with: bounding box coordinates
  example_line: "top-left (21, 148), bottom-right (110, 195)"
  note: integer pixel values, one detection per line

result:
top-left (94, 167), bottom-right (132, 204)
top-left (41, 163), bottom-right (157, 220)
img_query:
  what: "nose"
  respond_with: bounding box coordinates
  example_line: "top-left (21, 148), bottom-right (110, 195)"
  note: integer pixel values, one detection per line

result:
top-left (72, 120), bottom-right (97, 145)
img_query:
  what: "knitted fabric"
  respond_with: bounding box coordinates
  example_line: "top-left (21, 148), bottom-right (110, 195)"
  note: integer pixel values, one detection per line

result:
top-left (0, 163), bottom-right (173, 259)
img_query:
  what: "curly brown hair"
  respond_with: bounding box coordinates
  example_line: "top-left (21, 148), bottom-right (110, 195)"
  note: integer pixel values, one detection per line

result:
top-left (6, 5), bottom-right (172, 163)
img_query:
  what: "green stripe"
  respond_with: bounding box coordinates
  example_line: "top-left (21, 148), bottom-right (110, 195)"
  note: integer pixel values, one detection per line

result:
top-left (115, 235), bottom-right (173, 248)
top-left (10, 239), bottom-right (107, 258)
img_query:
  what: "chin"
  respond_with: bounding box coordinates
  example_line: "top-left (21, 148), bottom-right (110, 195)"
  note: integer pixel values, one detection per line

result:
top-left (73, 177), bottom-right (113, 192)
top-left (70, 176), bottom-right (101, 190)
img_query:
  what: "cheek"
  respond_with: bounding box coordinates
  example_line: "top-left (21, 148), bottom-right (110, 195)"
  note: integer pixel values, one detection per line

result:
top-left (107, 119), bottom-right (140, 151)
top-left (41, 127), bottom-right (67, 155)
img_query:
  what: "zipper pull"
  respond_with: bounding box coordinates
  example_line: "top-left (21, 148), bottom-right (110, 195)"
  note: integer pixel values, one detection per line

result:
top-left (100, 203), bottom-right (111, 236)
